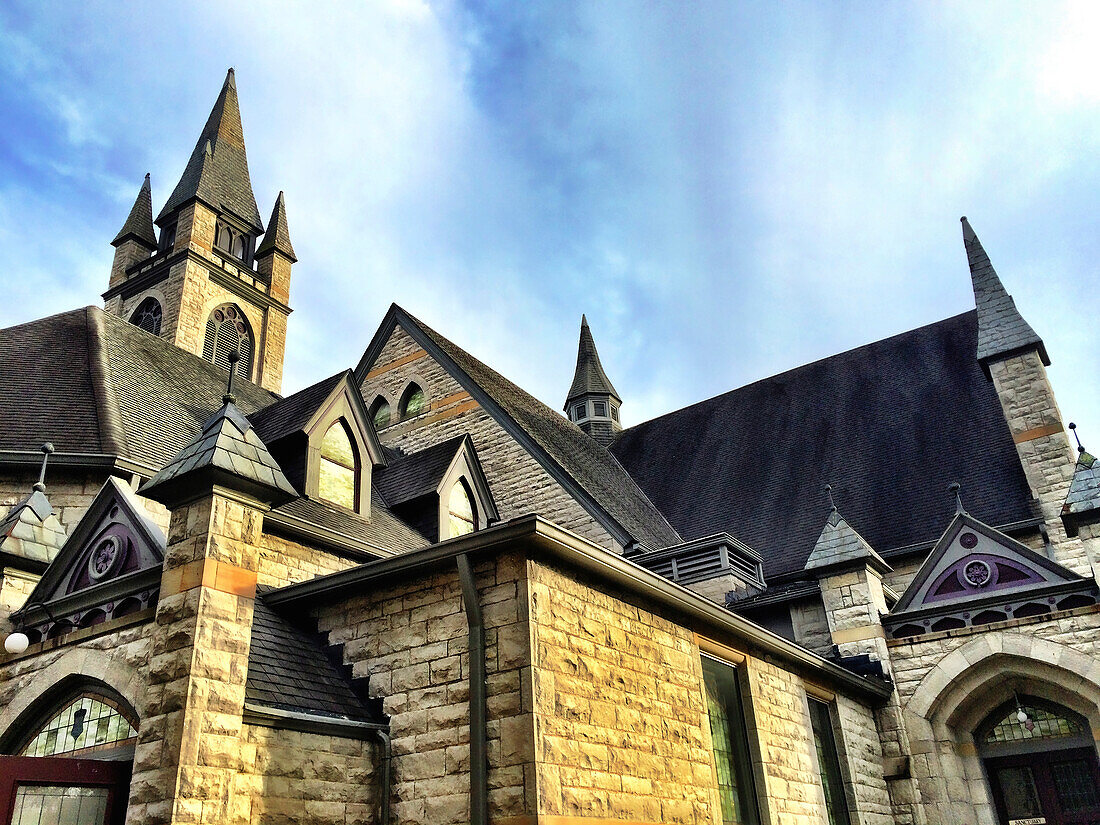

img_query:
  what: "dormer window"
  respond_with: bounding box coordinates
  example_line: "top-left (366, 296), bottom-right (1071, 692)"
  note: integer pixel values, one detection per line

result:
top-left (400, 383), bottom-right (427, 419)
top-left (319, 420), bottom-right (359, 511)
top-left (370, 396), bottom-right (391, 430)
top-left (447, 479), bottom-right (477, 538)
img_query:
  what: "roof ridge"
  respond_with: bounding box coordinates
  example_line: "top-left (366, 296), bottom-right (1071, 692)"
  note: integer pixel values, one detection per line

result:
top-left (85, 306), bottom-right (128, 456)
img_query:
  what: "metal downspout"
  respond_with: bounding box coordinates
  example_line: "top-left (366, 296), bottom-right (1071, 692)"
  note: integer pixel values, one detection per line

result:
top-left (457, 552), bottom-right (488, 825)
top-left (373, 728), bottom-right (391, 825)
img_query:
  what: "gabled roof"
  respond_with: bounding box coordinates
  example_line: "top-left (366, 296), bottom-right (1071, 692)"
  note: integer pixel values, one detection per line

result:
top-left (354, 305), bottom-right (681, 550)
top-left (565, 315), bottom-right (620, 406)
top-left (0, 307), bottom-right (278, 470)
top-left (156, 68), bottom-right (264, 232)
top-left (255, 191), bottom-right (296, 262)
top-left (804, 508), bottom-right (890, 575)
top-left (246, 589), bottom-right (373, 722)
top-left (375, 436), bottom-right (466, 507)
top-left (141, 400), bottom-right (297, 506)
top-left (1062, 449), bottom-right (1100, 537)
top-left (111, 174), bottom-right (157, 249)
top-left (611, 311), bottom-right (1038, 578)
top-left (962, 217), bottom-right (1048, 367)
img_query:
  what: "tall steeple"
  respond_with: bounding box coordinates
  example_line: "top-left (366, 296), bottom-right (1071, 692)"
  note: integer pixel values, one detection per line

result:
top-left (564, 315), bottom-right (622, 446)
top-left (108, 174), bottom-right (157, 289)
top-left (156, 67), bottom-right (263, 233)
top-left (962, 216), bottom-right (1048, 370)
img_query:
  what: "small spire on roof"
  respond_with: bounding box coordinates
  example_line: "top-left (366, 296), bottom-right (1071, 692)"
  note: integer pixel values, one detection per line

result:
top-left (111, 173), bottom-right (157, 249)
top-left (948, 481), bottom-right (965, 515)
top-left (1070, 422), bottom-right (1085, 455)
top-left (824, 483), bottom-right (837, 512)
top-left (224, 350), bottom-right (240, 404)
top-left (33, 443), bottom-right (54, 493)
top-left (255, 191), bottom-right (297, 262)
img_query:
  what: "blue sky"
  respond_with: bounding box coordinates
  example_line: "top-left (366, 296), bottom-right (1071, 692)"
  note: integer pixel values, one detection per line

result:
top-left (0, 2), bottom-right (1097, 440)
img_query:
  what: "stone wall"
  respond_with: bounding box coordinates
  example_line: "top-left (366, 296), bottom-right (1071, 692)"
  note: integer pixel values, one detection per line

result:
top-left (361, 325), bottom-right (618, 550)
top-left (835, 694), bottom-right (894, 825)
top-left (236, 724), bottom-right (378, 825)
top-left (527, 559), bottom-right (718, 822)
top-left (257, 533), bottom-right (357, 589)
top-left (790, 596), bottom-right (833, 656)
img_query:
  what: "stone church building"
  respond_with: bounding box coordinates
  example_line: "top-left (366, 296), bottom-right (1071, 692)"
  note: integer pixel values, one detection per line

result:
top-left (0, 70), bottom-right (1097, 825)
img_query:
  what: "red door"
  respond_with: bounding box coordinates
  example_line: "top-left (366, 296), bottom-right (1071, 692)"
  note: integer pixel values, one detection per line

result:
top-left (986, 747), bottom-right (1100, 825)
top-left (0, 756), bottom-right (130, 825)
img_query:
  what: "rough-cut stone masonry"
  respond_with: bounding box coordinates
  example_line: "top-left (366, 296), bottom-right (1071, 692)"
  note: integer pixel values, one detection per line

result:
top-left (835, 694), bottom-right (893, 825)
top-left (236, 724), bottom-right (378, 825)
top-left (790, 597), bottom-right (832, 657)
top-left (257, 533), bottom-right (357, 589)
top-left (362, 325), bottom-right (617, 550)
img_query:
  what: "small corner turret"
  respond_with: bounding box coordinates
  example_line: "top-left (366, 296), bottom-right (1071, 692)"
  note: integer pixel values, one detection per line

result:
top-left (102, 69), bottom-right (294, 393)
top-left (564, 315), bottom-right (622, 446)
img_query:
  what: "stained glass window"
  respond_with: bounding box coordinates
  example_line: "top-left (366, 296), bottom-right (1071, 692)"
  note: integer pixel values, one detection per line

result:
top-left (129, 297), bottom-right (162, 336)
top-left (202, 304), bottom-right (252, 379)
top-left (984, 701), bottom-right (1087, 745)
top-left (400, 384), bottom-right (426, 418)
top-left (808, 698), bottom-right (852, 825)
top-left (21, 694), bottom-right (137, 758)
top-left (701, 656), bottom-right (759, 825)
top-left (319, 420), bottom-right (357, 511)
top-left (12, 786), bottom-right (109, 825)
top-left (448, 480), bottom-right (477, 538)
top-left (370, 397), bottom-right (391, 430)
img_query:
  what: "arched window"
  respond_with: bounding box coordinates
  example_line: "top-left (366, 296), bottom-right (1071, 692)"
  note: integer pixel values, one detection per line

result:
top-left (129, 297), bottom-right (162, 336)
top-left (216, 222), bottom-right (233, 253)
top-left (400, 383), bottom-right (426, 419)
top-left (370, 396), bottom-right (391, 430)
top-left (202, 304), bottom-right (253, 380)
top-left (448, 479), bottom-right (477, 538)
top-left (19, 692), bottom-right (137, 759)
top-left (319, 419), bottom-right (359, 510)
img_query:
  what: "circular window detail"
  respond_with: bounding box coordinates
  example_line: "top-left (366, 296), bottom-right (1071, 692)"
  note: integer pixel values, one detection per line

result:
top-left (963, 559), bottom-right (992, 588)
top-left (959, 532), bottom-right (979, 549)
top-left (88, 536), bottom-right (124, 582)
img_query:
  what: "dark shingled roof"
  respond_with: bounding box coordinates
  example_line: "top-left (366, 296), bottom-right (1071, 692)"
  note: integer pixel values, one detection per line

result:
top-left (963, 217), bottom-right (1048, 367)
top-left (246, 589), bottom-right (374, 721)
top-left (156, 69), bottom-right (264, 232)
top-left (375, 436), bottom-right (466, 507)
top-left (565, 315), bottom-right (620, 406)
top-left (111, 174), bottom-right (157, 249)
top-left (141, 401), bottom-right (297, 505)
top-left (255, 191), bottom-right (296, 262)
top-left (611, 311), bottom-right (1037, 579)
top-left (249, 371), bottom-right (346, 445)
top-left (1063, 451), bottom-right (1100, 520)
top-left (390, 307), bottom-right (682, 549)
top-left (271, 491), bottom-right (428, 555)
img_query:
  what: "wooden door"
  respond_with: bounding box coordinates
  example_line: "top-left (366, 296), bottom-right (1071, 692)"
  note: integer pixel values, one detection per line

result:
top-left (986, 747), bottom-right (1100, 825)
top-left (0, 756), bottom-right (130, 825)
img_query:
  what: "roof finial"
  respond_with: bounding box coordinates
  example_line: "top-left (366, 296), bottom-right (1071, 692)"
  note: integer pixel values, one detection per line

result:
top-left (223, 351), bottom-right (240, 404)
top-left (824, 483), bottom-right (837, 512)
top-left (33, 443), bottom-right (55, 493)
top-left (1070, 422), bottom-right (1085, 454)
top-left (948, 481), bottom-right (964, 515)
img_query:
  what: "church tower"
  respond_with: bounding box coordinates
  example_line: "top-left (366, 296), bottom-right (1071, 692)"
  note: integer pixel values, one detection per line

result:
top-left (564, 315), bottom-right (622, 446)
top-left (102, 69), bottom-right (294, 393)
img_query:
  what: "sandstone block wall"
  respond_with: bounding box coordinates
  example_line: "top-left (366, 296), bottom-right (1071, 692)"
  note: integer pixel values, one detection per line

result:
top-left (790, 596), bottom-right (833, 656)
top-left (361, 325), bottom-right (618, 550)
top-left (257, 533), bottom-right (358, 589)
top-left (236, 724), bottom-right (378, 825)
top-left (834, 694), bottom-right (894, 825)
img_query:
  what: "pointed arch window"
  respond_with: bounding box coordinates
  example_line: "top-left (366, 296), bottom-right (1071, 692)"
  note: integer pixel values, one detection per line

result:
top-left (400, 383), bottom-right (426, 419)
top-left (370, 396), bottom-right (391, 430)
top-left (129, 297), bottom-right (162, 336)
top-left (447, 479), bottom-right (477, 538)
top-left (319, 419), bottom-right (359, 511)
top-left (19, 693), bottom-right (137, 759)
top-left (202, 304), bottom-right (253, 380)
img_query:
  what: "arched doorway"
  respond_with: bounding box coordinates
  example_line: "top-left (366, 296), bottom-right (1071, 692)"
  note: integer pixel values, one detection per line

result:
top-left (0, 681), bottom-right (136, 824)
top-left (979, 696), bottom-right (1100, 825)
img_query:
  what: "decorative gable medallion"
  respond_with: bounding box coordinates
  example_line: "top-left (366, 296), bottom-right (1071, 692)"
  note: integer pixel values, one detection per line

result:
top-left (885, 512), bottom-right (1097, 639)
top-left (13, 478), bottom-right (166, 644)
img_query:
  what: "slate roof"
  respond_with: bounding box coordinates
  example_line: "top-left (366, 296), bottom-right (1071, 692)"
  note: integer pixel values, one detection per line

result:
top-left (963, 217), bottom-right (1048, 367)
top-left (375, 436), bottom-right (466, 507)
top-left (804, 509), bottom-right (889, 574)
top-left (387, 307), bottom-right (682, 549)
top-left (246, 589), bottom-right (374, 721)
top-left (156, 69), bottom-right (264, 232)
top-left (249, 371), bottom-right (346, 445)
top-left (1063, 451), bottom-right (1100, 520)
top-left (141, 400), bottom-right (297, 505)
top-left (611, 311), bottom-right (1038, 579)
top-left (0, 490), bottom-right (66, 565)
top-left (255, 191), bottom-right (296, 262)
top-left (111, 174), bottom-right (157, 249)
top-left (566, 315), bottom-right (620, 405)
top-left (271, 491), bottom-right (428, 554)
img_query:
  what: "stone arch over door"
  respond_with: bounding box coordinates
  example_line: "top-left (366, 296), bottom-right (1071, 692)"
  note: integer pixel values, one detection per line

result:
top-left (903, 633), bottom-right (1100, 825)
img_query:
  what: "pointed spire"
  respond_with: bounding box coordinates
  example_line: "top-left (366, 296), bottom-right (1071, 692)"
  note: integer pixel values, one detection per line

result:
top-left (805, 491), bottom-right (890, 574)
top-left (565, 315), bottom-right (621, 408)
top-left (0, 444), bottom-right (67, 566)
top-left (1062, 423), bottom-right (1100, 536)
top-left (112, 173), bottom-right (157, 249)
top-left (961, 216), bottom-right (1048, 368)
top-left (255, 191), bottom-right (297, 262)
top-left (156, 68), bottom-right (263, 232)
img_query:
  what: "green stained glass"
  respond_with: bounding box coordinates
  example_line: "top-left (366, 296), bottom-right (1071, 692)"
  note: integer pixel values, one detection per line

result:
top-left (401, 385), bottom-right (426, 418)
top-left (808, 698), bottom-right (852, 825)
top-left (448, 481), bottom-right (476, 538)
top-left (319, 421), bottom-right (358, 510)
top-left (701, 656), bottom-right (759, 825)
top-left (21, 694), bottom-right (136, 757)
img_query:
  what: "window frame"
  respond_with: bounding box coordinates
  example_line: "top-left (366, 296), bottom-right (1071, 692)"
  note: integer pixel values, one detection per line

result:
top-left (317, 418), bottom-right (360, 512)
top-left (202, 303), bottom-right (254, 381)
top-left (700, 652), bottom-right (763, 825)
top-left (399, 382), bottom-right (428, 420)
top-left (806, 695), bottom-right (854, 825)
